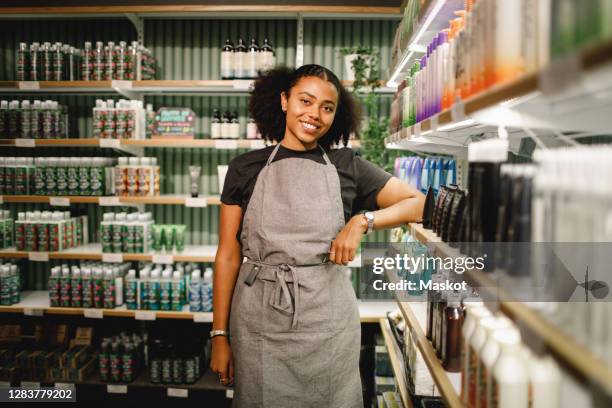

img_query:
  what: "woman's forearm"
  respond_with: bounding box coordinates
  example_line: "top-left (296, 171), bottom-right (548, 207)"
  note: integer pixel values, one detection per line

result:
top-left (212, 255), bottom-right (242, 331)
top-left (371, 195), bottom-right (425, 230)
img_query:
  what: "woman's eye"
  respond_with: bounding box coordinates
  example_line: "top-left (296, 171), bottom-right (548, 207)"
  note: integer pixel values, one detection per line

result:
top-left (324, 106), bottom-right (334, 113)
top-left (301, 99), bottom-right (310, 105)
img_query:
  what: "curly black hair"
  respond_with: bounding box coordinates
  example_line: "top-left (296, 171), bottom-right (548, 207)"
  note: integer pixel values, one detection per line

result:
top-left (248, 64), bottom-right (361, 149)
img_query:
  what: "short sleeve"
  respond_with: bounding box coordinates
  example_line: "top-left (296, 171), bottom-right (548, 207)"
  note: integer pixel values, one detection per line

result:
top-left (353, 155), bottom-right (392, 213)
top-left (220, 158), bottom-right (244, 206)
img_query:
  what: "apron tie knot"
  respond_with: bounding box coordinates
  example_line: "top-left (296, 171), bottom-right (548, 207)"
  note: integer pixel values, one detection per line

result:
top-left (269, 263), bottom-right (300, 330)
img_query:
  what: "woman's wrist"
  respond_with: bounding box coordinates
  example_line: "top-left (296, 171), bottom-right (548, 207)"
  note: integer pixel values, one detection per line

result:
top-left (353, 214), bottom-right (368, 234)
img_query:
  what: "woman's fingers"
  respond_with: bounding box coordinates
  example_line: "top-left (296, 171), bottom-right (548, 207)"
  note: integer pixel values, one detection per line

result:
top-left (329, 241), bottom-right (338, 264)
top-left (228, 358), bottom-right (235, 385)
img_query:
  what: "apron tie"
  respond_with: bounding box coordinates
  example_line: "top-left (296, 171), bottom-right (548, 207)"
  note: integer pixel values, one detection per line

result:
top-left (269, 264), bottom-right (300, 330)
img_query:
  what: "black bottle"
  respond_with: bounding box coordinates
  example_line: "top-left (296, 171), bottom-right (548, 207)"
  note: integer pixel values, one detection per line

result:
top-left (440, 185), bottom-right (458, 242)
top-left (433, 186), bottom-right (449, 236)
top-left (422, 187), bottom-right (435, 229)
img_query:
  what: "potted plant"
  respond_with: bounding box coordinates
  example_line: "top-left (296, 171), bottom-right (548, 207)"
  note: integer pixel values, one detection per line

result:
top-left (340, 46), bottom-right (376, 83)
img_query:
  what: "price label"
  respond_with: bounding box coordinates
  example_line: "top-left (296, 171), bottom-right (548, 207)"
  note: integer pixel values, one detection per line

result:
top-left (15, 139), bottom-right (36, 148)
top-left (111, 80), bottom-right (132, 89)
top-left (152, 254), bottom-right (173, 264)
top-left (29, 252), bottom-right (49, 262)
top-left (185, 197), bottom-right (208, 208)
top-left (21, 381), bottom-right (40, 388)
top-left (83, 309), bottom-right (104, 319)
top-left (233, 80), bottom-right (254, 90)
top-left (0, 381), bottom-right (10, 387)
top-left (102, 253), bottom-right (123, 263)
top-left (193, 313), bottom-right (212, 323)
top-left (49, 197), bottom-right (70, 207)
top-left (215, 140), bottom-right (238, 150)
top-left (99, 196), bottom-right (120, 206)
top-left (413, 122), bottom-right (421, 138)
top-left (134, 311), bottom-right (156, 321)
top-left (430, 114), bottom-right (439, 132)
top-left (54, 383), bottom-right (73, 389)
top-left (226, 389), bottom-right (234, 399)
top-left (99, 139), bottom-right (121, 149)
top-left (451, 100), bottom-right (466, 122)
top-left (249, 139), bottom-right (266, 150)
top-left (167, 388), bottom-right (189, 398)
top-left (107, 384), bottom-right (128, 394)
top-left (24, 308), bottom-right (44, 317)
top-left (19, 81), bottom-right (40, 90)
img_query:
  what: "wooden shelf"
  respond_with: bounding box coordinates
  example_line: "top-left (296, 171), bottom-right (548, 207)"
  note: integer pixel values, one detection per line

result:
top-left (379, 318), bottom-right (414, 408)
top-left (0, 195), bottom-right (221, 206)
top-left (0, 290), bottom-right (393, 323)
top-left (405, 222), bottom-right (612, 395)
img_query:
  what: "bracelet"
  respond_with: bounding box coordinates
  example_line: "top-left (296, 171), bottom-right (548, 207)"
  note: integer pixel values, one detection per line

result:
top-left (209, 329), bottom-right (229, 339)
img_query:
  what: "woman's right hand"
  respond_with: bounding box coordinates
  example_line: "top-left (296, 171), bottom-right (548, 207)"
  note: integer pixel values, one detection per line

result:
top-left (210, 336), bottom-right (234, 386)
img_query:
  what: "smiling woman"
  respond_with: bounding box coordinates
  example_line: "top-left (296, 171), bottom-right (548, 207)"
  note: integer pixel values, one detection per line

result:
top-left (210, 64), bottom-right (425, 408)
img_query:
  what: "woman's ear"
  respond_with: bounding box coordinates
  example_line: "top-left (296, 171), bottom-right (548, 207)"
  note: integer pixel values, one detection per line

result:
top-left (280, 91), bottom-right (288, 112)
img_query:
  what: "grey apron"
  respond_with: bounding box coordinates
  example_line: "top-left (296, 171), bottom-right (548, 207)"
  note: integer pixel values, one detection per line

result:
top-left (229, 144), bottom-right (363, 408)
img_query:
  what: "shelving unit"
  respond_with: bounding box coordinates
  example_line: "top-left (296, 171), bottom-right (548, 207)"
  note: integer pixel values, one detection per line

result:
top-left (379, 318), bottom-right (414, 408)
top-left (0, 290), bottom-right (393, 323)
top-left (0, 195), bottom-right (222, 206)
top-left (404, 222), bottom-right (612, 395)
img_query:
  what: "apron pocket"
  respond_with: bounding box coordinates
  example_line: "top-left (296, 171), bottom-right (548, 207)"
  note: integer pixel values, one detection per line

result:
top-left (232, 263), bottom-right (264, 334)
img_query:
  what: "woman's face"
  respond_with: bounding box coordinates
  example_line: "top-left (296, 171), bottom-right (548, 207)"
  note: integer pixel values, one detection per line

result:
top-left (281, 76), bottom-right (338, 146)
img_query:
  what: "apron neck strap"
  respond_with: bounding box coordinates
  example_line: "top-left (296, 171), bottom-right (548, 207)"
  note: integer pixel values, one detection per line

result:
top-left (265, 143), bottom-right (332, 166)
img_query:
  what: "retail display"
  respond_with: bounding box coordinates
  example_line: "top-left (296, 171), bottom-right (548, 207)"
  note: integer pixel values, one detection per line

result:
top-left (14, 211), bottom-right (88, 252)
top-left (153, 107), bottom-right (196, 139)
top-left (113, 157), bottom-right (160, 197)
top-left (188, 267), bottom-right (213, 312)
top-left (210, 109), bottom-right (241, 139)
top-left (0, 261), bottom-right (20, 305)
top-left (98, 332), bottom-right (144, 383)
top-left (220, 37), bottom-right (276, 79)
top-left (93, 99), bottom-right (146, 139)
top-left (0, 211), bottom-right (14, 249)
top-left (0, 99), bottom-right (69, 139)
top-left (100, 212), bottom-right (155, 254)
top-left (394, 155), bottom-right (456, 194)
top-left (148, 334), bottom-right (209, 385)
top-left (17, 40), bottom-right (157, 81)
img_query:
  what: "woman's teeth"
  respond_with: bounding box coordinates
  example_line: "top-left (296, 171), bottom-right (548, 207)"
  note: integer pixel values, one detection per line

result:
top-left (301, 122), bottom-right (318, 130)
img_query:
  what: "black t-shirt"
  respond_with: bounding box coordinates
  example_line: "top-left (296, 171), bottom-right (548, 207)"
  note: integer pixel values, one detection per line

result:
top-left (221, 144), bottom-right (392, 241)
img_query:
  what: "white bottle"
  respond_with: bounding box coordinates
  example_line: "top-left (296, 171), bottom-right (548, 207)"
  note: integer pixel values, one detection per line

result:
top-left (246, 117), bottom-right (258, 139)
top-left (462, 302), bottom-right (490, 405)
top-left (491, 329), bottom-right (528, 408)
top-left (471, 315), bottom-right (500, 408)
top-left (234, 38), bottom-right (247, 79)
top-left (480, 319), bottom-right (515, 408)
top-left (230, 111), bottom-right (240, 139)
top-left (221, 39), bottom-right (235, 79)
top-left (527, 354), bottom-right (561, 408)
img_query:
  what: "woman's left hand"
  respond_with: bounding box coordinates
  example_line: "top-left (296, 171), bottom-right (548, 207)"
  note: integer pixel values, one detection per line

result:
top-left (329, 215), bottom-right (368, 265)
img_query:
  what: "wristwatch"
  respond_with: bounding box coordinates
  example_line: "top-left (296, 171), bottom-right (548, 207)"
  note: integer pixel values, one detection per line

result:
top-left (363, 212), bottom-right (375, 235)
top-left (210, 330), bottom-right (229, 339)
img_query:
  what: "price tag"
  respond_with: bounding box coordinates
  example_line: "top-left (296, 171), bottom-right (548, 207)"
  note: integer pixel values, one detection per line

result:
top-left (233, 80), bottom-right (254, 90)
top-left (134, 311), bottom-right (156, 321)
top-left (185, 197), bottom-right (208, 208)
top-left (99, 196), bottom-right (120, 206)
top-left (102, 253), bottom-right (123, 263)
top-left (152, 254), bottom-right (173, 264)
top-left (24, 308), bottom-right (44, 317)
top-left (107, 384), bottom-right (128, 394)
top-left (226, 389), bottom-right (234, 399)
top-left (193, 313), bottom-right (212, 323)
top-left (430, 114), bottom-right (439, 132)
top-left (50, 197), bottom-right (70, 207)
top-left (413, 122), bottom-right (421, 138)
top-left (451, 100), bottom-right (466, 122)
top-left (15, 139), bottom-right (36, 148)
top-left (0, 381), bottom-right (10, 387)
top-left (215, 140), bottom-right (238, 150)
top-left (19, 81), bottom-right (40, 90)
top-left (54, 383), bottom-right (73, 389)
top-left (21, 381), bottom-right (40, 388)
top-left (111, 80), bottom-right (132, 89)
top-left (29, 252), bottom-right (49, 262)
top-left (99, 139), bottom-right (121, 149)
top-left (249, 139), bottom-right (266, 150)
top-left (83, 309), bottom-right (104, 319)
top-left (167, 388), bottom-right (189, 398)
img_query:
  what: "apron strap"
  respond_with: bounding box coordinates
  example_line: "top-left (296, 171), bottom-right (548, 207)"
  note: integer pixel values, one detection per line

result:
top-left (266, 143), bottom-right (333, 167)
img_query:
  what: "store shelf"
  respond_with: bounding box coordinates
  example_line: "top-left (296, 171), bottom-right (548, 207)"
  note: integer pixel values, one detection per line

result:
top-left (404, 222), bottom-right (612, 395)
top-left (386, 41), bottom-right (612, 153)
top-left (0, 138), bottom-right (361, 150)
top-left (379, 318), bottom-right (414, 408)
top-left (0, 195), bottom-right (222, 206)
top-left (0, 290), bottom-right (393, 324)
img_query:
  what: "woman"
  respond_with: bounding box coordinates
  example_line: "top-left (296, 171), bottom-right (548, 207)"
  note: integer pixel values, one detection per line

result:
top-left (210, 64), bottom-right (425, 407)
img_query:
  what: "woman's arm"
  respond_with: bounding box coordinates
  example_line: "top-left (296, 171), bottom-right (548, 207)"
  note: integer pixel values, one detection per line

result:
top-left (210, 203), bottom-right (243, 385)
top-left (329, 177), bottom-right (425, 265)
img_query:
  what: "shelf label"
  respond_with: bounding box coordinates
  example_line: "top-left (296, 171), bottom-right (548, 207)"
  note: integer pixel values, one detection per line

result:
top-left (134, 311), bottom-right (156, 321)
top-left (185, 197), bottom-right (208, 208)
top-left (430, 114), bottom-right (439, 132)
top-left (21, 381), bottom-right (40, 388)
top-left (111, 80), bottom-right (132, 89)
top-left (451, 100), bottom-right (466, 122)
top-left (24, 308), bottom-right (44, 317)
top-left (0, 381), bottom-right (10, 387)
top-left (249, 139), bottom-right (266, 150)
top-left (226, 389), bottom-right (234, 399)
top-left (83, 309), bottom-right (104, 319)
top-left (15, 139), bottom-right (36, 148)
top-left (29, 252), bottom-right (49, 262)
top-left (193, 313), bottom-right (212, 323)
top-left (233, 80), bottom-right (254, 90)
top-left (107, 384), bottom-right (128, 394)
top-left (102, 253), bottom-right (123, 263)
top-left (167, 388), bottom-right (188, 398)
top-left (152, 254), bottom-right (173, 264)
top-left (413, 123), bottom-right (421, 138)
top-left (54, 382), bottom-right (73, 389)
top-left (99, 139), bottom-right (121, 149)
top-left (99, 196), bottom-right (120, 206)
top-left (215, 140), bottom-right (238, 150)
top-left (19, 81), bottom-right (40, 90)
top-left (49, 197), bottom-right (70, 207)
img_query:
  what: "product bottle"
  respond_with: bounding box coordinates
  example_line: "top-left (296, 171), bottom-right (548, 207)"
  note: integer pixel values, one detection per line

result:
top-left (139, 269), bottom-right (150, 310)
top-left (48, 267), bottom-right (61, 307)
top-left (42, 42), bottom-right (52, 81)
top-left (59, 267), bottom-right (71, 307)
top-left (161, 341), bottom-right (172, 384)
top-left (81, 267), bottom-right (93, 308)
top-left (479, 317), bottom-right (514, 408)
top-left (109, 339), bottom-right (122, 382)
top-left (121, 341), bottom-right (134, 383)
top-left (246, 117), bottom-right (259, 139)
top-left (30, 43), bottom-right (41, 81)
top-left (462, 303), bottom-right (490, 406)
top-left (234, 38), bottom-right (247, 79)
top-left (70, 267), bottom-right (83, 308)
top-left (82, 42), bottom-right (93, 81)
top-left (189, 269), bottom-right (201, 312)
top-left (211, 109), bottom-right (221, 139)
top-left (220, 110), bottom-right (231, 139)
top-left (113, 268), bottom-right (124, 307)
top-left (20, 100), bottom-right (31, 139)
top-left (221, 39), bottom-right (235, 80)
top-left (441, 297), bottom-right (463, 372)
top-left (259, 38), bottom-right (275, 72)
top-left (99, 338), bottom-right (111, 382)
top-left (149, 270), bottom-right (160, 311)
top-left (171, 271), bottom-right (183, 311)
top-left (491, 329), bottom-right (528, 408)
top-left (160, 269), bottom-right (172, 311)
top-left (230, 110), bottom-right (240, 139)
top-left (247, 38), bottom-right (259, 78)
top-left (527, 354), bottom-right (561, 408)
top-left (16, 42), bottom-right (30, 81)
top-left (149, 338), bottom-right (162, 383)
top-left (201, 268), bottom-right (213, 312)
top-left (93, 268), bottom-right (104, 308)
top-left (103, 269), bottom-right (116, 309)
